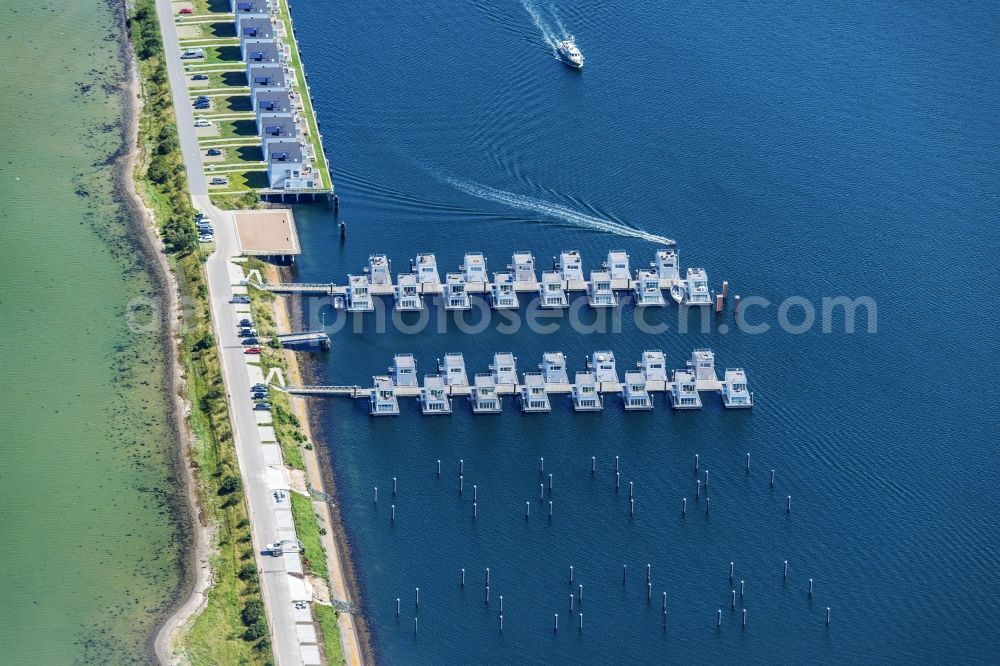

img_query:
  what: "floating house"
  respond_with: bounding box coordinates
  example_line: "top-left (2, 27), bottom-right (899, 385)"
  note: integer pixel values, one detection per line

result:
top-left (239, 18), bottom-right (275, 59)
top-left (490, 353), bottom-right (518, 386)
top-left (690, 348), bottom-right (717, 381)
top-left (587, 270), bottom-right (616, 308)
top-left (420, 375), bottom-right (452, 414)
top-left (389, 354), bottom-right (418, 387)
top-left (510, 252), bottom-right (537, 285)
top-left (266, 142), bottom-right (305, 190)
top-left (638, 350), bottom-right (668, 383)
top-left (394, 273), bottom-right (422, 311)
top-left (254, 90), bottom-right (294, 129)
top-left (520, 373), bottom-right (551, 413)
top-left (721, 368), bottom-right (753, 408)
top-left (370, 376), bottom-right (399, 416)
top-left (260, 117), bottom-right (298, 160)
top-left (490, 272), bottom-right (519, 309)
top-left (250, 66), bottom-right (288, 107)
top-left (414, 253), bottom-right (440, 288)
top-left (245, 41), bottom-right (283, 79)
top-left (587, 350), bottom-right (619, 385)
top-left (605, 250), bottom-right (631, 281)
top-left (557, 250), bottom-right (584, 282)
top-left (669, 370), bottom-right (702, 409)
top-left (653, 249), bottom-right (679, 282)
top-left (538, 271), bottom-right (568, 309)
top-left (634, 269), bottom-right (665, 306)
top-left (572, 371), bottom-right (602, 411)
top-left (438, 353), bottom-right (469, 386)
top-left (670, 268), bottom-right (712, 306)
top-left (346, 274), bottom-right (373, 312)
top-left (233, 0), bottom-right (270, 31)
top-left (367, 254), bottom-right (391, 285)
top-left (539, 352), bottom-right (569, 384)
top-left (471, 374), bottom-right (501, 413)
top-left (622, 371), bottom-right (653, 410)
top-left (444, 273), bottom-right (470, 310)
top-left (462, 252), bottom-right (487, 284)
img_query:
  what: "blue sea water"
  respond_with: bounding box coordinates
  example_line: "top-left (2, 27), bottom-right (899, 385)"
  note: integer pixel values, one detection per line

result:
top-left (286, 0), bottom-right (999, 662)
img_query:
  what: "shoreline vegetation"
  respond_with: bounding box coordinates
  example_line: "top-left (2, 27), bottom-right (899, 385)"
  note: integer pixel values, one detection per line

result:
top-left (127, 0), bottom-right (353, 662)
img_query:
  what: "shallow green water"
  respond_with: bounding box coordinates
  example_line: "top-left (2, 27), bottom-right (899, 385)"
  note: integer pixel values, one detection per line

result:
top-left (0, 1), bottom-right (184, 663)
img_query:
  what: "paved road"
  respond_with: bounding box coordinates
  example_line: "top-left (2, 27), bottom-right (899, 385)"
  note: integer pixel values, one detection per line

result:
top-left (154, 2), bottom-right (303, 664)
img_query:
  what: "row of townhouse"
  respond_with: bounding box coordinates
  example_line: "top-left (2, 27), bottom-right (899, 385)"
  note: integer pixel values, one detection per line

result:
top-left (233, 1), bottom-right (323, 190)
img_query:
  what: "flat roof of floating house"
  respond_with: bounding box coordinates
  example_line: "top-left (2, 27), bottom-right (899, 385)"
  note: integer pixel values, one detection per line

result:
top-left (255, 91), bottom-right (293, 113)
top-left (246, 42), bottom-right (281, 66)
top-left (250, 66), bottom-right (287, 89)
top-left (268, 142), bottom-right (303, 164)
top-left (236, 0), bottom-right (269, 14)
top-left (261, 118), bottom-right (297, 140)
top-left (241, 18), bottom-right (274, 39)
top-left (233, 209), bottom-right (301, 256)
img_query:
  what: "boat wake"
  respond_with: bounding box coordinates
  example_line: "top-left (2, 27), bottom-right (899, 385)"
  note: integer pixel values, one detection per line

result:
top-left (444, 176), bottom-right (675, 245)
top-left (520, 0), bottom-right (559, 52)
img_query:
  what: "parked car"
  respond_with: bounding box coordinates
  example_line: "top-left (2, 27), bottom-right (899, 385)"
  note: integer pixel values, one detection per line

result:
top-left (193, 101), bottom-right (210, 110)
top-left (238, 318), bottom-right (253, 327)
top-left (251, 392), bottom-right (268, 401)
top-left (241, 337), bottom-right (260, 346)
top-left (180, 48), bottom-right (204, 59)
top-left (238, 328), bottom-right (257, 337)
top-left (196, 225), bottom-right (214, 234)
top-left (254, 402), bottom-right (271, 411)
top-left (198, 235), bottom-right (214, 243)
top-left (194, 95), bottom-right (209, 102)
top-left (191, 74), bottom-right (208, 81)
top-left (194, 117), bottom-right (211, 127)
top-left (206, 148), bottom-right (222, 156)
top-left (252, 383), bottom-right (268, 392)
top-left (244, 347), bottom-right (262, 355)
top-left (210, 177), bottom-right (228, 185)
top-left (178, 8), bottom-right (194, 14)
top-left (231, 295), bottom-right (250, 304)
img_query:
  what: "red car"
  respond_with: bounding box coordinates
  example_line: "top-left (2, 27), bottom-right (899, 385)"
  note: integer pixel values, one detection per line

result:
top-left (244, 347), bottom-right (262, 355)
top-left (178, 8), bottom-right (194, 14)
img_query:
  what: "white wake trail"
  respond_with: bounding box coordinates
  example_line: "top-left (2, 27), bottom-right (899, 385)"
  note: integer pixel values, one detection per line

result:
top-left (520, 0), bottom-right (557, 50)
top-left (445, 177), bottom-right (675, 245)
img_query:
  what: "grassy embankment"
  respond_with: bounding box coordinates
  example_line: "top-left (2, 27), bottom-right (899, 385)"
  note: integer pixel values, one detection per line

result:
top-left (130, 4), bottom-right (344, 663)
top-left (129, 2), bottom-right (268, 663)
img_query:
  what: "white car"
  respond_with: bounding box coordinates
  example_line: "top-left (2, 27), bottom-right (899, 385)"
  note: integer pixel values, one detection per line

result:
top-left (180, 48), bottom-right (205, 59)
top-left (194, 117), bottom-right (211, 128)
top-left (199, 235), bottom-right (215, 243)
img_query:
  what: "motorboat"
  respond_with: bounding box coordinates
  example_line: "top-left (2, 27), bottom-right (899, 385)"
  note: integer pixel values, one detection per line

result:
top-left (556, 37), bottom-right (584, 69)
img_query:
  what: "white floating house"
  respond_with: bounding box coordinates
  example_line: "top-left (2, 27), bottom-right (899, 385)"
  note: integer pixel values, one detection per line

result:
top-left (605, 250), bottom-right (631, 281)
top-left (414, 253), bottom-right (440, 288)
top-left (389, 353), bottom-right (418, 387)
top-left (572, 371), bottom-right (602, 412)
top-left (557, 250), bottom-right (584, 282)
top-left (653, 249), bottom-right (679, 282)
top-left (367, 254), bottom-right (391, 286)
top-left (462, 252), bottom-right (487, 284)
top-left (671, 268), bottom-right (712, 306)
top-left (634, 269), bottom-right (665, 306)
top-left (472, 374), bottom-right (502, 414)
top-left (669, 370), bottom-right (702, 409)
top-left (346, 275), bottom-right (373, 312)
top-left (444, 273), bottom-right (470, 310)
top-left (587, 351), bottom-right (620, 385)
top-left (490, 272), bottom-right (519, 310)
top-left (510, 252), bottom-right (537, 285)
top-left (539, 352), bottom-right (569, 384)
top-left (721, 368), bottom-right (753, 408)
top-left (520, 372), bottom-right (551, 413)
top-left (622, 370), bottom-right (653, 410)
top-left (638, 350), bottom-right (668, 383)
top-left (420, 375), bottom-right (452, 414)
top-left (438, 353), bottom-right (469, 386)
top-left (394, 273), bottom-right (422, 311)
top-left (538, 271), bottom-right (568, 309)
top-left (490, 352), bottom-right (518, 386)
top-left (370, 376), bottom-right (399, 416)
top-left (587, 270), bottom-right (616, 308)
top-left (690, 349), bottom-right (717, 381)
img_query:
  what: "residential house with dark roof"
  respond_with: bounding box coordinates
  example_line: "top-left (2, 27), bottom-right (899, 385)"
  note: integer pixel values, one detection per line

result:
top-left (239, 18), bottom-right (275, 59)
top-left (249, 66), bottom-right (288, 110)
top-left (260, 117), bottom-right (299, 160)
top-left (254, 90), bottom-right (294, 132)
top-left (233, 0), bottom-right (270, 31)
top-left (245, 41), bottom-right (283, 80)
